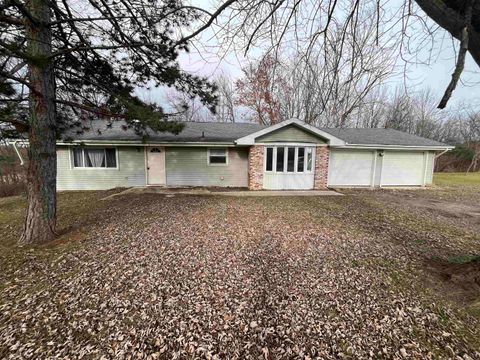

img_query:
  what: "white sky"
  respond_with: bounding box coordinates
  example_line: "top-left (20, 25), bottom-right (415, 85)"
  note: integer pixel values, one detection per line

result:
top-left (142, 0), bottom-right (480, 112)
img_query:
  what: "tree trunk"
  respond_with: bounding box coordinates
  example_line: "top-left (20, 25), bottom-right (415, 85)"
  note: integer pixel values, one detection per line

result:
top-left (19, 0), bottom-right (57, 245)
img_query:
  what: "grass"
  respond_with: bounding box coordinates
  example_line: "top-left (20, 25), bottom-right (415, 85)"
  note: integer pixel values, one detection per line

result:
top-left (448, 255), bottom-right (480, 264)
top-left (433, 172), bottom-right (480, 186)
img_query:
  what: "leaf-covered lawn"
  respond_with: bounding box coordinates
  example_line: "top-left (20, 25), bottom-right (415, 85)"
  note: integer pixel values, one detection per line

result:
top-left (0, 183), bottom-right (479, 358)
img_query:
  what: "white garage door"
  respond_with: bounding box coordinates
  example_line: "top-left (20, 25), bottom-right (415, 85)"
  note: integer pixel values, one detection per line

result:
top-left (381, 151), bottom-right (425, 186)
top-left (328, 150), bottom-right (375, 186)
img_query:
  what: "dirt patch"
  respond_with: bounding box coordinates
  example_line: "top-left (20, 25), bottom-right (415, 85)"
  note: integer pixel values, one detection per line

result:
top-left (423, 257), bottom-right (480, 307)
top-left (368, 190), bottom-right (480, 232)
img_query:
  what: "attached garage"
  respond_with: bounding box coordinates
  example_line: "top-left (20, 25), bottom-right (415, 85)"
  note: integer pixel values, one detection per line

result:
top-left (318, 127), bottom-right (453, 188)
top-left (328, 149), bottom-right (435, 187)
top-left (327, 149), bottom-right (438, 187)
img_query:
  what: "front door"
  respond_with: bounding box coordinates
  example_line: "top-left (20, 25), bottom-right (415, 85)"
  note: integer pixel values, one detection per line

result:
top-left (147, 147), bottom-right (166, 185)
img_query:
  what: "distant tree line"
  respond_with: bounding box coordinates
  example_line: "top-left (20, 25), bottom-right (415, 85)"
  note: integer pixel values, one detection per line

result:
top-left (167, 51), bottom-right (480, 172)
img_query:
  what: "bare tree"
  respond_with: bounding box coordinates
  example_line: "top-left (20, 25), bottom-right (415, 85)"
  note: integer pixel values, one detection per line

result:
top-left (166, 73), bottom-right (237, 122)
top-left (353, 87), bottom-right (391, 129)
top-left (212, 0), bottom-right (479, 109)
top-left (463, 110), bottom-right (480, 173)
top-left (215, 74), bottom-right (236, 122)
top-left (165, 91), bottom-right (216, 122)
top-left (277, 12), bottom-right (395, 127)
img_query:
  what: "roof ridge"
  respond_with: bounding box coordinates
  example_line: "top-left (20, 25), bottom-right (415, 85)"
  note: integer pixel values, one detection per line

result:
top-left (179, 121), bottom-right (263, 125)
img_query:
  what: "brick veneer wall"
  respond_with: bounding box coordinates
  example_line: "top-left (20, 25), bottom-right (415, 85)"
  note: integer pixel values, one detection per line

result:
top-left (314, 146), bottom-right (329, 189)
top-left (248, 145), bottom-right (264, 190)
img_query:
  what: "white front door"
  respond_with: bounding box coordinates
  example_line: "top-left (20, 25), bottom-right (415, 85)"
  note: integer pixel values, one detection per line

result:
top-left (263, 146), bottom-right (315, 190)
top-left (147, 147), bottom-right (166, 185)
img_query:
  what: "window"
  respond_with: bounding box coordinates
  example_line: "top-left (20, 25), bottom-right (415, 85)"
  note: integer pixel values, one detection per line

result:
top-left (306, 148), bottom-right (313, 171)
top-left (297, 147), bottom-right (305, 172)
top-left (208, 148), bottom-right (227, 165)
top-left (266, 147), bottom-right (273, 171)
top-left (287, 147), bottom-right (295, 172)
top-left (72, 148), bottom-right (117, 168)
top-left (276, 147), bottom-right (284, 172)
top-left (264, 146), bottom-right (314, 173)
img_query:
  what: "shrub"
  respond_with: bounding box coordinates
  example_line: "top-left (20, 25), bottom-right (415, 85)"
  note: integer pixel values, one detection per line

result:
top-left (0, 145), bottom-right (27, 198)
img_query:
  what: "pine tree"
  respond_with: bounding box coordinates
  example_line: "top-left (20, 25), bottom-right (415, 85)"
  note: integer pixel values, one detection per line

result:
top-left (0, 0), bottom-right (217, 244)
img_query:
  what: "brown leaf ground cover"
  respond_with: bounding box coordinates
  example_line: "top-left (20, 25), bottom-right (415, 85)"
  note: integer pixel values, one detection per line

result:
top-left (0, 174), bottom-right (479, 359)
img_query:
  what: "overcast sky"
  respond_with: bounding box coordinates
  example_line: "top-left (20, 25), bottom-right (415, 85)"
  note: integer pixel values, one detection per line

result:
top-left (143, 0), bottom-right (480, 113)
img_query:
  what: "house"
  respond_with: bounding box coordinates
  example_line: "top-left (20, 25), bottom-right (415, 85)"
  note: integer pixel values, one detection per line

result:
top-left (56, 118), bottom-right (453, 191)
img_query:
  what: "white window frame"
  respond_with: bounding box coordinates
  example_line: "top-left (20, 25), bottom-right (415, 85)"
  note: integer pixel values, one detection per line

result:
top-left (264, 146), bottom-right (315, 174)
top-left (207, 148), bottom-right (228, 166)
top-left (71, 147), bottom-right (119, 170)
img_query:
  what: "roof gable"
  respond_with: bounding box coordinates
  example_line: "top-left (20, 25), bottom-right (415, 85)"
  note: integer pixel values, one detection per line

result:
top-left (256, 124), bottom-right (328, 143)
top-left (235, 119), bottom-right (345, 146)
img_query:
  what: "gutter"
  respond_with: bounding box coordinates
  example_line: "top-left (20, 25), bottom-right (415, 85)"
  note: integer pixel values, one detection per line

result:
top-left (330, 144), bottom-right (455, 151)
top-left (56, 140), bottom-right (236, 147)
top-left (12, 140), bottom-right (25, 166)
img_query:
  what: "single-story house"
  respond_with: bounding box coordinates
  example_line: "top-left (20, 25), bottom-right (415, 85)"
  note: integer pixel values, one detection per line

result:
top-left (56, 118), bottom-right (453, 191)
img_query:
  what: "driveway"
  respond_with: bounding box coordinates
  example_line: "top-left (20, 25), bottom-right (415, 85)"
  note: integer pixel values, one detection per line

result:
top-left (0, 189), bottom-right (479, 358)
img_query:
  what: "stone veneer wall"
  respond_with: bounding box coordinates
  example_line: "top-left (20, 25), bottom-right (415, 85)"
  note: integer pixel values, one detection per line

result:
top-left (314, 146), bottom-right (330, 189)
top-left (248, 145), bottom-right (264, 190)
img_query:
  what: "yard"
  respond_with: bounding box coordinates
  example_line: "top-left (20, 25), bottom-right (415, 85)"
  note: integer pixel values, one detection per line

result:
top-left (1, 173), bottom-right (479, 359)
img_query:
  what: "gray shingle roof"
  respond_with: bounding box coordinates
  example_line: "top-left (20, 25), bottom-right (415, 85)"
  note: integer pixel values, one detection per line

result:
top-left (61, 120), bottom-right (266, 143)
top-left (320, 128), bottom-right (448, 147)
top-left (60, 120), bottom-right (449, 147)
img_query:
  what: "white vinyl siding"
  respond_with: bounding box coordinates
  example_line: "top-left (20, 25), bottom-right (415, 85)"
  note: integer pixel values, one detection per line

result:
top-left (328, 150), bottom-right (375, 187)
top-left (166, 147), bottom-right (248, 187)
top-left (57, 146), bottom-right (146, 190)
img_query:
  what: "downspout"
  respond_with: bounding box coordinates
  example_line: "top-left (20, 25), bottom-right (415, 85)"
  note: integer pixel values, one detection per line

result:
top-left (432, 148), bottom-right (452, 177)
top-left (12, 140), bottom-right (25, 166)
top-left (435, 148), bottom-right (451, 159)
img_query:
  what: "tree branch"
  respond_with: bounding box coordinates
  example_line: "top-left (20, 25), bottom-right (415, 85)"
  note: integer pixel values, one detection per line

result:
top-left (438, 0), bottom-right (473, 109)
top-left (177, 0), bottom-right (238, 45)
